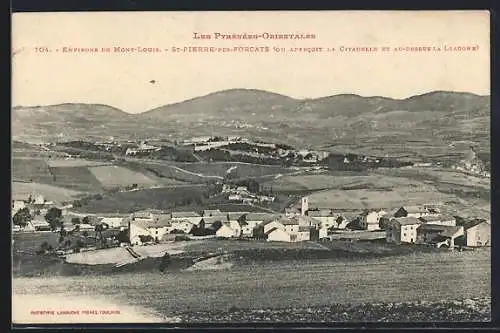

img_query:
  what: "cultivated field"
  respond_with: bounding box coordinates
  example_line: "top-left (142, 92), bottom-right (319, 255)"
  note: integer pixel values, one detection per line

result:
top-left (88, 165), bottom-right (158, 187)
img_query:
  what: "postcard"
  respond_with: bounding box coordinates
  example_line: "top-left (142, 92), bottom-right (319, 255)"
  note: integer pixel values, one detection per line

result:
top-left (11, 10), bottom-right (491, 325)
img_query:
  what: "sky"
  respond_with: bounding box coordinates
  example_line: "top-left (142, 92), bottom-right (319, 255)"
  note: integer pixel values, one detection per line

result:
top-left (12, 11), bottom-right (490, 114)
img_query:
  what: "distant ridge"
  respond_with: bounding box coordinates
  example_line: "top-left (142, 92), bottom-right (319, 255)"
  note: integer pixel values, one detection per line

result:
top-left (12, 89), bottom-right (490, 147)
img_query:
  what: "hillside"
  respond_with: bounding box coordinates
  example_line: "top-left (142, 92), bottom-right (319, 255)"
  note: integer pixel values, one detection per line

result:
top-left (12, 90), bottom-right (490, 158)
top-left (12, 103), bottom-right (135, 143)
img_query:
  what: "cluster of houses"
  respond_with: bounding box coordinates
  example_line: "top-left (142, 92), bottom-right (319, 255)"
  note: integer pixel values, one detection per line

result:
top-left (13, 191), bottom-right (491, 250)
top-left (125, 141), bottom-right (161, 156)
top-left (222, 184), bottom-right (275, 204)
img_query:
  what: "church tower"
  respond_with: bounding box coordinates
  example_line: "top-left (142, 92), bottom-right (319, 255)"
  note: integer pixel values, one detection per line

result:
top-left (301, 196), bottom-right (309, 216)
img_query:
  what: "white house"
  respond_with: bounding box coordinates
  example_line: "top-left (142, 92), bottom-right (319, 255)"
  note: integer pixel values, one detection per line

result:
top-left (307, 209), bottom-right (337, 229)
top-left (11, 200), bottom-right (26, 215)
top-left (129, 217), bottom-right (171, 245)
top-left (25, 218), bottom-right (51, 232)
top-left (417, 224), bottom-right (464, 248)
top-left (171, 211), bottom-right (202, 226)
top-left (266, 227), bottom-right (291, 242)
top-left (263, 219), bottom-right (286, 234)
top-left (215, 223), bottom-right (237, 238)
top-left (464, 221), bottom-right (491, 247)
top-left (359, 209), bottom-right (387, 231)
top-left (386, 217), bottom-right (422, 244)
top-left (297, 226), bottom-right (311, 242)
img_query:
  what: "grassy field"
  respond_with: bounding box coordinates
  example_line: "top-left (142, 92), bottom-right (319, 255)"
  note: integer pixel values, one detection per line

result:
top-left (49, 166), bottom-right (103, 192)
top-left (46, 159), bottom-right (111, 167)
top-left (12, 248), bottom-right (490, 322)
top-left (263, 174), bottom-right (424, 192)
top-left (71, 186), bottom-right (207, 213)
top-left (307, 187), bottom-right (450, 210)
top-left (121, 161), bottom-right (209, 183)
top-left (88, 165), bottom-right (158, 188)
top-left (12, 158), bottom-right (53, 183)
top-left (12, 181), bottom-right (83, 202)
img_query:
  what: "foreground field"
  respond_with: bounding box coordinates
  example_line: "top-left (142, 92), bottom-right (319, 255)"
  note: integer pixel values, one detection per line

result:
top-left (12, 248), bottom-right (490, 322)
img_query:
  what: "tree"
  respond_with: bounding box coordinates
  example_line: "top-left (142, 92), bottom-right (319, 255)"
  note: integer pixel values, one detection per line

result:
top-left (13, 207), bottom-right (31, 227)
top-left (82, 216), bottom-right (90, 224)
top-left (82, 231), bottom-right (89, 237)
top-left (71, 217), bottom-right (81, 225)
top-left (45, 207), bottom-right (63, 231)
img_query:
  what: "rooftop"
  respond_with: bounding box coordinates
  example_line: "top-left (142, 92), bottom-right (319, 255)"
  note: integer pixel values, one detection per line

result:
top-left (419, 215), bottom-right (455, 222)
top-left (393, 217), bottom-right (422, 226)
top-left (171, 211), bottom-right (201, 218)
top-left (245, 212), bottom-right (277, 221)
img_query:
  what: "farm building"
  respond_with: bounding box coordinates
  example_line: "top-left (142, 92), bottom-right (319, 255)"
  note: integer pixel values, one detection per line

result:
top-left (393, 206), bottom-right (432, 219)
top-left (171, 211), bottom-right (202, 226)
top-left (359, 209), bottom-right (387, 231)
top-left (386, 217), bottom-right (422, 244)
top-left (419, 215), bottom-right (456, 227)
top-left (283, 218), bottom-right (300, 234)
top-left (464, 221), bottom-right (491, 247)
top-left (297, 226), bottom-right (311, 242)
top-left (417, 224), bottom-right (464, 248)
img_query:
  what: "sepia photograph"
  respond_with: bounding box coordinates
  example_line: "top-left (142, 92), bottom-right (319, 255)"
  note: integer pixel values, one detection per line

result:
top-left (11, 11), bottom-right (491, 324)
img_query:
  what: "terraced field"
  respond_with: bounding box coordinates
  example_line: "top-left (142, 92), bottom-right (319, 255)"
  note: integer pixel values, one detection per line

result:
top-left (12, 158), bottom-right (53, 184)
top-left (175, 162), bottom-right (291, 179)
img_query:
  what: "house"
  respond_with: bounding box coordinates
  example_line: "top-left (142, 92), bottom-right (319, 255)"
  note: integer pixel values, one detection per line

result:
top-left (215, 223), bottom-right (237, 238)
top-left (262, 218), bottom-right (286, 234)
top-left (284, 207), bottom-right (301, 217)
top-left (129, 217), bottom-right (171, 245)
top-left (12, 224), bottom-right (21, 232)
top-left (25, 216), bottom-right (51, 232)
top-left (297, 226), bottom-right (311, 241)
top-left (359, 209), bottom-right (387, 231)
top-left (417, 224), bottom-right (464, 248)
top-left (386, 217), bottom-right (422, 244)
top-left (307, 209), bottom-right (337, 229)
top-left (11, 200), bottom-right (26, 215)
top-left (266, 227), bottom-right (291, 242)
top-left (228, 212), bottom-right (249, 235)
top-left (419, 215), bottom-right (456, 227)
top-left (171, 211), bottom-right (202, 226)
top-left (464, 221), bottom-right (491, 247)
top-left (78, 223), bottom-right (96, 231)
top-left (100, 217), bottom-right (125, 229)
top-left (393, 206), bottom-right (431, 219)
top-left (282, 218), bottom-right (300, 234)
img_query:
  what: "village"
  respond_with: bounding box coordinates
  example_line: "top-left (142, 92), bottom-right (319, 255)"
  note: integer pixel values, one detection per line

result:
top-left (12, 188), bottom-right (491, 259)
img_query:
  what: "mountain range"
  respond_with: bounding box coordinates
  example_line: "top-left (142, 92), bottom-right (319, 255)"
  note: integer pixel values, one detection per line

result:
top-left (12, 89), bottom-right (490, 157)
